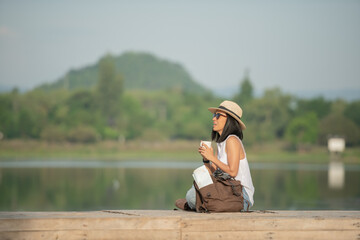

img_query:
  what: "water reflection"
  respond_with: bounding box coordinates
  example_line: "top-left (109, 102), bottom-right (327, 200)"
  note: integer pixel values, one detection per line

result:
top-left (328, 161), bottom-right (345, 189)
top-left (0, 161), bottom-right (359, 211)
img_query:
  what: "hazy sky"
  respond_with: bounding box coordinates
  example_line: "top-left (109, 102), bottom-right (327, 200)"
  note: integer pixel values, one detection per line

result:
top-left (1, 0), bottom-right (359, 97)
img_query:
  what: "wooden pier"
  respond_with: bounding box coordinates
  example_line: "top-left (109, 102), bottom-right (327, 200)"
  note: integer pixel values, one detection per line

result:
top-left (0, 210), bottom-right (359, 239)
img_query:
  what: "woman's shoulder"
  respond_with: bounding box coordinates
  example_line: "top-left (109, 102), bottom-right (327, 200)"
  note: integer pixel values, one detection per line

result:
top-left (226, 134), bottom-right (241, 143)
top-left (225, 135), bottom-right (241, 146)
top-left (226, 135), bottom-right (245, 158)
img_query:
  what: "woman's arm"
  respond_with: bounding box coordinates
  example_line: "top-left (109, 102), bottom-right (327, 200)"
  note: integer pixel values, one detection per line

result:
top-left (202, 152), bottom-right (218, 173)
top-left (211, 152), bottom-right (218, 172)
top-left (200, 136), bottom-right (244, 177)
top-left (199, 145), bottom-right (217, 173)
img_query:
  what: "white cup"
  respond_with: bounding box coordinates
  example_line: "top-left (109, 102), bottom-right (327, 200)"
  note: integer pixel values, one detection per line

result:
top-left (200, 141), bottom-right (212, 148)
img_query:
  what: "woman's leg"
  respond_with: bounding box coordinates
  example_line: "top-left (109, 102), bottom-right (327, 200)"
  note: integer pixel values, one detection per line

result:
top-left (185, 185), bottom-right (196, 210)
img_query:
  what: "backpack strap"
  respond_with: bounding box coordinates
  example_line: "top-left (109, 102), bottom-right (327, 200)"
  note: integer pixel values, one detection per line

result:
top-left (193, 181), bottom-right (209, 213)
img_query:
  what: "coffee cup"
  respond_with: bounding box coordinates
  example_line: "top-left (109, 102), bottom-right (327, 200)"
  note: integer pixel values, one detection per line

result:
top-left (200, 141), bottom-right (212, 148)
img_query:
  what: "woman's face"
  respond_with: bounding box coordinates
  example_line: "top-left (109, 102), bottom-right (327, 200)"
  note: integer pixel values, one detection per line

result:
top-left (212, 111), bottom-right (227, 135)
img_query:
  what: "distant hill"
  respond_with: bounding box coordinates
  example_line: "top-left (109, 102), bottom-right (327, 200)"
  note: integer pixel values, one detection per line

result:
top-left (37, 52), bottom-right (208, 93)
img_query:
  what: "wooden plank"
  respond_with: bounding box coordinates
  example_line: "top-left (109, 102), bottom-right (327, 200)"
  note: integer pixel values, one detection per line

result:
top-left (0, 230), bottom-right (180, 240)
top-left (180, 210), bottom-right (360, 231)
top-left (180, 217), bottom-right (360, 231)
top-left (0, 211), bottom-right (181, 231)
top-left (0, 217), bottom-right (181, 231)
top-left (182, 231), bottom-right (360, 240)
top-left (0, 210), bottom-right (359, 240)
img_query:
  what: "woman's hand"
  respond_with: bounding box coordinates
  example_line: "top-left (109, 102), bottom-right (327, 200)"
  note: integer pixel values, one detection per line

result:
top-left (198, 144), bottom-right (215, 162)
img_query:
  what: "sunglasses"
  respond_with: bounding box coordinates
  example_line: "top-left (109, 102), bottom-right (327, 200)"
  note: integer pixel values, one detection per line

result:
top-left (213, 113), bottom-right (227, 119)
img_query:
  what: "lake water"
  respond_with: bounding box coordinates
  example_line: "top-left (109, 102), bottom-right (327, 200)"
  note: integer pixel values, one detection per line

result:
top-left (0, 160), bottom-right (359, 211)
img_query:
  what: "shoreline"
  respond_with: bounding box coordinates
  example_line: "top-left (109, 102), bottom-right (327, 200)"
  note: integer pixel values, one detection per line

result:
top-left (1, 160), bottom-right (360, 171)
top-left (0, 139), bottom-right (359, 164)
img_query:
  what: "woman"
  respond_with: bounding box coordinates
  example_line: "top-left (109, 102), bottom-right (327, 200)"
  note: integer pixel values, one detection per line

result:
top-left (175, 100), bottom-right (255, 211)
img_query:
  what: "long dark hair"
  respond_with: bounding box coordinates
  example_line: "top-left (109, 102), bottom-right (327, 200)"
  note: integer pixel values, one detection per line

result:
top-left (211, 114), bottom-right (244, 143)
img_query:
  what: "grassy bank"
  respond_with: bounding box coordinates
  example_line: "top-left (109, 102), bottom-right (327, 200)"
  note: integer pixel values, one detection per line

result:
top-left (0, 139), bottom-right (359, 163)
top-left (0, 140), bottom-right (199, 161)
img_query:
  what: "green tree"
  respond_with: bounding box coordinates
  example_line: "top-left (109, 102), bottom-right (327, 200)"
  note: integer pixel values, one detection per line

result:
top-left (16, 89), bottom-right (56, 138)
top-left (40, 125), bottom-right (67, 142)
top-left (295, 97), bottom-right (331, 119)
top-left (97, 54), bottom-right (124, 127)
top-left (285, 112), bottom-right (319, 150)
top-left (244, 88), bottom-right (293, 143)
top-left (233, 70), bottom-right (254, 105)
top-left (344, 100), bottom-right (360, 127)
top-left (64, 90), bottom-right (99, 127)
top-left (0, 92), bottom-right (19, 138)
top-left (119, 94), bottom-right (152, 140)
top-left (318, 113), bottom-right (360, 146)
top-left (67, 125), bottom-right (99, 143)
top-left (330, 99), bottom-right (347, 115)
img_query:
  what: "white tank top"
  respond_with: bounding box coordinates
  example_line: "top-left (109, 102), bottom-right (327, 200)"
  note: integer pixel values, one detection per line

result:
top-left (216, 135), bottom-right (255, 205)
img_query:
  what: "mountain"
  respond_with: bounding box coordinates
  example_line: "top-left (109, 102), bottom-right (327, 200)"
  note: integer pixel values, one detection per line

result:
top-left (37, 52), bottom-right (208, 93)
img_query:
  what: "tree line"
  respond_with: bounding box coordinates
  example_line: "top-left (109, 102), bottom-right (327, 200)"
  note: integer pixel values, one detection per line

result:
top-left (0, 55), bottom-right (359, 150)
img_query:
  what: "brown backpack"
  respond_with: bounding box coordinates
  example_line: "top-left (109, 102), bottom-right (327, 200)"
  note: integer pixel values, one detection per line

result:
top-left (194, 174), bottom-right (244, 213)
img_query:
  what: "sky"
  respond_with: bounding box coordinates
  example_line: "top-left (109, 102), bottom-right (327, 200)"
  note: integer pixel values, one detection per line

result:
top-left (0, 0), bottom-right (359, 99)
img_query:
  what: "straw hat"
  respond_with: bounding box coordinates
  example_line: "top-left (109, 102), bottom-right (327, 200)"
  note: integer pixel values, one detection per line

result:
top-left (208, 100), bottom-right (246, 130)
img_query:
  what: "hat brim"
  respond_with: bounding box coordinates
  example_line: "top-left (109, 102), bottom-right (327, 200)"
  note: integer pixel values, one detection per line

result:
top-left (208, 107), bottom-right (246, 130)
